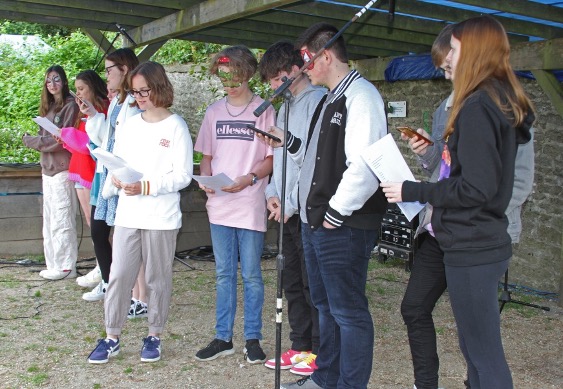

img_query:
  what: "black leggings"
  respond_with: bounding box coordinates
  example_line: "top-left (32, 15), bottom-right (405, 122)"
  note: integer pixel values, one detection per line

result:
top-left (90, 205), bottom-right (112, 283)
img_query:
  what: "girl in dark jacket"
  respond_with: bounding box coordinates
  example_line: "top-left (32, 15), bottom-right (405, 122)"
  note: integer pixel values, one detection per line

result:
top-left (381, 15), bottom-right (535, 389)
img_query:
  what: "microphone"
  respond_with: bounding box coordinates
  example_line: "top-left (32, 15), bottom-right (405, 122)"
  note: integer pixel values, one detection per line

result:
top-left (116, 23), bottom-right (136, 46)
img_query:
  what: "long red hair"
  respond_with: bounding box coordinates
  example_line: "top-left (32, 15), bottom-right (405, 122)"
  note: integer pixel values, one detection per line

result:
top-left (445, 16), bottom-right (534, 139)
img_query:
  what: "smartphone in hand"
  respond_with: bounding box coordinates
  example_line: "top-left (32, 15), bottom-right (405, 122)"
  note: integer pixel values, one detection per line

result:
top-left (395, 126), bottom-right (434, 145)
top-left (246, 124), bottom-right (282, 143)
top-left (69, 90), bottom-right (86, 106)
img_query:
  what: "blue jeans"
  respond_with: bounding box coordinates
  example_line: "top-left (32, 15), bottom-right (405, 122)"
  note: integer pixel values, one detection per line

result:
top-left (302, 223), bottom-right (377, 389)
top-left (210, 223), bottom-right (265, 342)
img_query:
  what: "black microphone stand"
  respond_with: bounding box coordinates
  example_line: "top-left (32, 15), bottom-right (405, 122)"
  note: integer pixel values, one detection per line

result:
top-left (94, 33), bottom-right (120, 72)
top-left (271, 85), bottom-right (293, 389)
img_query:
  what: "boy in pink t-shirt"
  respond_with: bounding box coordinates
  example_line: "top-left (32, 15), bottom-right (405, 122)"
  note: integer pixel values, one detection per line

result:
top-left (194, 45), bottom-right (275, 364)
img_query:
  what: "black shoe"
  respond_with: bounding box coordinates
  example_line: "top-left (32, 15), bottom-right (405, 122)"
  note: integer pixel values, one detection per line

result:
top-left (244, 339), bottom-right (266, 364)
top-left (195, 339), bottom-right (235, 361)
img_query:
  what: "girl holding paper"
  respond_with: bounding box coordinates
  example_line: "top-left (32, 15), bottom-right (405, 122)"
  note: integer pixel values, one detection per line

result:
top-left (22, 65), bottom-right (80, 280)
top-left (88, 61), bottom-right (192, 364)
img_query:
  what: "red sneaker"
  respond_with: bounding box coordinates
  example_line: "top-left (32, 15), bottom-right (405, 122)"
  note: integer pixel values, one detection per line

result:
top-left (264, 349), bottom-right (311, 370)
top-left (290, 353), bottom-right (317, 376)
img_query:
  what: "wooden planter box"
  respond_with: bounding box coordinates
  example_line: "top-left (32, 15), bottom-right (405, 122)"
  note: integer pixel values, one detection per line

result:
top-left (0, 164), bottom-right (278, 257)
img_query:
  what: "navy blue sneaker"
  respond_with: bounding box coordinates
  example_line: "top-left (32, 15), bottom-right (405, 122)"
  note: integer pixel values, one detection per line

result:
top-left (88, 338), bottom-right (120, 364)
top-left (141, 336), bottom-right (161, 362)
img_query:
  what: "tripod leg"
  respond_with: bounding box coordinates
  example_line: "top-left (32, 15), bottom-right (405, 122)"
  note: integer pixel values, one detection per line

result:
top-left (498, 269), bottom-right (511, 313)
top-left (174, 255), bottom-right (195, 270)
top-left (499, 269), bottom-right (550, 312)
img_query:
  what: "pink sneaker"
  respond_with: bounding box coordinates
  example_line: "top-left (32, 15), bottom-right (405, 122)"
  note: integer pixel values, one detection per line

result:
top-left (290, 353), bottom-right (317, 376)
top-left (264, 349), bottom-right (311, 370)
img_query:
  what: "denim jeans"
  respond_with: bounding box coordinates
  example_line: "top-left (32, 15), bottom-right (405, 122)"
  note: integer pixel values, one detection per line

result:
top-left (210, 223), bottom-right (265, 342)
top-left (401, 234), bottom-right (446, 389)
top-left (302, 223), bottom-right (377, 389)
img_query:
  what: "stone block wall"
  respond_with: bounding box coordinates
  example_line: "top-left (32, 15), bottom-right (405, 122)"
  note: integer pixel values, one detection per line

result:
top-left (164, 66), bottom-right (561, 293)
top-left (374, 78), bottom-right (562, 293)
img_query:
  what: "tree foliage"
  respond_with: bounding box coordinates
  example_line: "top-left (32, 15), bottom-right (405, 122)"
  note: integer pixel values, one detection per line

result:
top-left (0, 23), bottom-right (272, 164)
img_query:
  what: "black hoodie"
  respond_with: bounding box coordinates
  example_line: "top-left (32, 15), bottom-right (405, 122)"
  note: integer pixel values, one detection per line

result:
top-left (402, 87), bottom-right (534, 267)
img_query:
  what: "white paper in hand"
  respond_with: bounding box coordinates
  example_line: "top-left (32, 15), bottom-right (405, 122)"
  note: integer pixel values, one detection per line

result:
top-left (192, 173), bottom-right (235, 196)
top-left (361, 134), bottom-right (425, 221)
top-left (90, 147), bottom-right (142, 184)
top-left (32, 116), bottom-right (61, 136)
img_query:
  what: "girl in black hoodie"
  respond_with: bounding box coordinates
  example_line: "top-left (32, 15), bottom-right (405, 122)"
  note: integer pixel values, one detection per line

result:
top-left (382, 16), bottom-right (534, 389)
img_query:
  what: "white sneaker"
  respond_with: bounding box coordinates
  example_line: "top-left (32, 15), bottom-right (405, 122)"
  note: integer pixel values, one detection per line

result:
top-left (77, 266), bottom-right (102, 288)
top-left (128, 299), bottom-right (148, 319)
top-left (82, 281), bottom-right (107, 301)
top-left (39, 269), bottom-right (76, 280)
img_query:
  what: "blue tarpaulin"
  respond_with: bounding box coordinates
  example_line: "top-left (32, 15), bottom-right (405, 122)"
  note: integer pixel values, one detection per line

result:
top-left (385, 54), bottom-right (563, 82)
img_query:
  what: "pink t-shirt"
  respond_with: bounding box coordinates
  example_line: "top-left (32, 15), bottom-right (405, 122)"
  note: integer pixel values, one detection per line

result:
top-left (194, 96), bottom-right (275, 232)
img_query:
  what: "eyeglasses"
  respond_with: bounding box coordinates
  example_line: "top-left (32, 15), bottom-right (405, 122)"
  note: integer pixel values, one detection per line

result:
top-left (45, 75), bottom-right (62, 85)
top-left (105, 64), bottom-right (118, 75)
top-left (128, 89), bottom-right (151, 98)
top-left (300, 49), bottom-right (316, 70)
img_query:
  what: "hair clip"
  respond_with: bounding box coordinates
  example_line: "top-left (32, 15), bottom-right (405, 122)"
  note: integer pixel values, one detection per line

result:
top-left (218, 56), bottom-right (230, 64)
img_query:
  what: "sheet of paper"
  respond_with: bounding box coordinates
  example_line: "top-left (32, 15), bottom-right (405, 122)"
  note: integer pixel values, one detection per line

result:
top-left (32, 116), bottom-right (61, 137)
top-left (361, 133), bottom-right (425, 221)
top-left (192, 173), bottom-right (235, 196)
top-left (90, 147), bottom-right (143, 184)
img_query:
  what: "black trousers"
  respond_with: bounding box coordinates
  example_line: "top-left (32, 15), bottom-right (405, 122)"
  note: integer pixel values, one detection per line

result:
top-left (282, 215), bottom-right (319, 353)
top-left (90, 205), bottom-right (113, 283)
top-left (401, 233), bottom-right (446, 389)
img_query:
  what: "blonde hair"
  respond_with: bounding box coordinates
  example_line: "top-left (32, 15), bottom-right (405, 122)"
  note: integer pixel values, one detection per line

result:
top-left (445, 16), bottom-right (534, 139)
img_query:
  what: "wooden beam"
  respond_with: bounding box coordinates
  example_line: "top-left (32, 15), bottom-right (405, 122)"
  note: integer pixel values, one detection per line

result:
top-left (82, 28), bottom-right (116, 55)
top-left (220, 18), bottom-right (432, 54)
top-left (345, 0), bottom-right (562, 40)
top-left (128, 0), bottom-right (302, 46)
top-left (354, 38), bottom-right (563, 81)
top-left (137, 41), bottom-right (167, 62)
top-left (531, 70), bottom-right (563, 118)
top-left (455, 0), bottom-right (563, 25)
top-left (511, 38), bottom-right (563, 71)
top-left (117, 0), bottom-right (195, 9)
top-left (0, 0), bottom-right (152, 27)
top-left (16, 0), bottom-right (172, 22)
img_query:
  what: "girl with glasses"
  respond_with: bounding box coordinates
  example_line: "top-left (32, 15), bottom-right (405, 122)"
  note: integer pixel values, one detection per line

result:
top-left (88, 61), bottom-right (192, 364)
top-left (22, 65), bottom-right (80, 280)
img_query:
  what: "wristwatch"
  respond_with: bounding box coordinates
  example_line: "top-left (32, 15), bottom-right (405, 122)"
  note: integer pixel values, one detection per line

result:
top-left (249, 172), bottom-right (258, 186)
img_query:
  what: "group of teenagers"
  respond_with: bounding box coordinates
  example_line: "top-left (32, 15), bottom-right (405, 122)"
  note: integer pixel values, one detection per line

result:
top-left (25, 15), bottom-right (535, 389)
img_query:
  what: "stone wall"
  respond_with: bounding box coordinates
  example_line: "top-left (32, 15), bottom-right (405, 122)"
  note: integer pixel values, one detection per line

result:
top-left (374, 78), bottom-right (562, 293)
